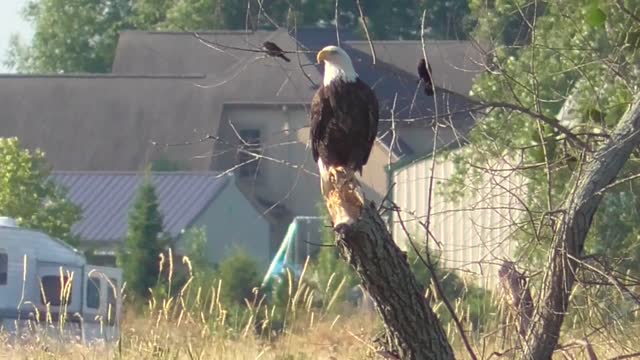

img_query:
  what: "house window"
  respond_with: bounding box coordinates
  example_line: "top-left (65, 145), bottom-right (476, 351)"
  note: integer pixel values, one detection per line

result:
top-left (236, 129), bottom-right (262, 177)
top-left (0, 251), bottom-right (7, 285)
top-left (86, 277), bottom-right (101, 309)
top-left (40, 275), bottom-right (73, 306)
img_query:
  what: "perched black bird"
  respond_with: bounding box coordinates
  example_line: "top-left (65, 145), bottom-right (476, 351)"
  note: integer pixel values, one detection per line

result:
top-left (417, 58), bottom-right (434, 96)
top-left (262, 41), bottom-right (291, 62)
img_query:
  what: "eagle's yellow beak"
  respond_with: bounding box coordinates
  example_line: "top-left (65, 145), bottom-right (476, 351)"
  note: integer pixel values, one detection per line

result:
top-left (317, 47), bottom-right (338, 64)
top-left (316, 49), bottom-right (329, 64)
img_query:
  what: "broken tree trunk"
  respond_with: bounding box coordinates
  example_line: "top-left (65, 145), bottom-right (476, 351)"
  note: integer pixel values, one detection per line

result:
top-left (322, 168), bottom-right (454, 359)
top-left (498, 261), bottom-right (534, 338)
top-left (525, 96), bottom-right (640, 359)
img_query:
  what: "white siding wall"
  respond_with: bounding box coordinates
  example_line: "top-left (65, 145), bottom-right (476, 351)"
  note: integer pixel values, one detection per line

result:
top-left (392, 152), bottom-right (527, 288)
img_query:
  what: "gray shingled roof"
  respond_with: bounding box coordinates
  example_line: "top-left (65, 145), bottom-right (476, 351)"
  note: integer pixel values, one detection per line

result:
top-left (51, 171), bottom-right (231, 244)
top-left (112, 29), bottom-right (483, 158)
top-left (114, 29), bottom-right (486, 95)
top-left (343, 40), bottom-right (486, 96)
top-left (0, 74), bottom-right (220, 171)
top-left (333, 44), bottom-right (478, 158)
top-left (0, 28), bottom-right (482, 171)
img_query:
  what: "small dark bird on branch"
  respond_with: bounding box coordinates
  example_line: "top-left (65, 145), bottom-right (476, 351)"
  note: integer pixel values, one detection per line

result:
top-left (417, 58), bottom-right (434, 96)
top-left (262, 41), bottom-right (291, 62)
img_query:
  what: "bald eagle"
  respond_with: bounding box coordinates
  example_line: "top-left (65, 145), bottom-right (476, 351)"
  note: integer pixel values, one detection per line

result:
top-left (310, 46), bottom-right (379, 198)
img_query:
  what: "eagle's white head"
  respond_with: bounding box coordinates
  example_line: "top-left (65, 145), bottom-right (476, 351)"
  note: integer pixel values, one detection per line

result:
top-left (317, 45), bottom-right (358, 86)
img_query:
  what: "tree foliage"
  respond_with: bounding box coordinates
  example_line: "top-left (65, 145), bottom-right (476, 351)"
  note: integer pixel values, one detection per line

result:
top-left (406, 246), bottom-right (496, 332)
top-left (456, 0), bottom-right (640, 271)
top-left (0, 137), bottom-right (81, 244)
top-left (118, 175), bottom-right (166, 300)
top-left (182, 226), bottom-right (212, 274)
top-left (180, 228), bottom-right (263, 314)
top-left (7, 0), bottom-right (474, 73)
top-left (435, 2), bottom-right (640, 354)
top-left (6, 0), bottom-right (134, 73)
top-left (216, 248), bottom-right (261, 305)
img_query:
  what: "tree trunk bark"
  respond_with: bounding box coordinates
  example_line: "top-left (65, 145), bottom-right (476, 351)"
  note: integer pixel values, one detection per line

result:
top-left (333, 202), bottom-right (455, 360)
top-left (524, 97), bottom-right (640, 359)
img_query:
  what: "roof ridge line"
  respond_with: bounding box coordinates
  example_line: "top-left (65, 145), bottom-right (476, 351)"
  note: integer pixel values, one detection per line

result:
top-left (52, 170), bottom-right (225, 176)
top-left (345, 39), bottom-right (471, 44)
top-left (122, 30), bottom-right (260, 36)
top-left (0, 74), bottom-right (207, 79)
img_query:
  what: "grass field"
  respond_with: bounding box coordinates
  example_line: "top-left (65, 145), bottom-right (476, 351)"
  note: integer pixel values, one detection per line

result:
top-left (1, 260), bottom-right (640, 359)
top-left (2, 308), bottom-right (639, 359)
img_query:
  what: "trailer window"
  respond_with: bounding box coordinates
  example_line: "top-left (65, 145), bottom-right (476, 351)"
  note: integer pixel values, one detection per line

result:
top-left (86, 277), bottom-right (101, 309)
top-left (40, 276), bottom-right (73, 306)
top-left (0, 251), bottom-right (6, 285)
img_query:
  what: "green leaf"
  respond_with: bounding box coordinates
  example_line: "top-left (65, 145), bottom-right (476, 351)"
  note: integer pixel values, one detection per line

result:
top-left (0, 137), bottom-right (81, 244)
top-left (585, 6), bottom-right (606, 27)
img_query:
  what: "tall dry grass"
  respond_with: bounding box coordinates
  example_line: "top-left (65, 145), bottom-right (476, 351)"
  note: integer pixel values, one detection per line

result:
top-left (0, 255), bottom-right (382, 359)
top-left (1, 254), bottom-right (640, 359)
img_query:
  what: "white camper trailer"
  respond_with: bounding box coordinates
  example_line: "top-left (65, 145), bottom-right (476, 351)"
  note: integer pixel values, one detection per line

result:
top-left (0, 217), bottom-right (122, 342)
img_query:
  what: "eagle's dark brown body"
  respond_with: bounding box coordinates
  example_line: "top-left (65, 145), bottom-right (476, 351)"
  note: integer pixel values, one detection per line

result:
top-left (309, 78), bottom-right (379, 174)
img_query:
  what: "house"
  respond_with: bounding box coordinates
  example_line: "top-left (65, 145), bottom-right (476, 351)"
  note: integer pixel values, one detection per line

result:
top-left (389, 147), bottom-right (527, 288)
top-left (0, 217), bottom-right (122, 341)
top-left (0, 28), bottom-right (486, 256)
top-left (51, 172), bottom-right (271, 269)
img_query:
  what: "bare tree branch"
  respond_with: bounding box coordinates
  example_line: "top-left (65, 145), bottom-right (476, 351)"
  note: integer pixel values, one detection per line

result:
top-left (355, 0), bottom-right (376, 64)
top-left (468, 99), bottom-right (591, 151)
top-left (334, 0), bottom-right (341, 47)
top-left (609, 351), bottom-right (640, 360)
top-left (595, 172), bottom-right (640, 196)
top-left (395, 207), bottom-right (479, 360)
top-left (615, 0), bottom-right (640, 24)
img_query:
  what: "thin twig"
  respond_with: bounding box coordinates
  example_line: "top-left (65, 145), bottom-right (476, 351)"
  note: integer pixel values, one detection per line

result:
top-left (255, 0), bottom-right (281, 29)
top-left (615, 0), bottom-right (640, 24)
top-left (394, 207), bottom-right (479, 360)
top-left (461, 98), bottom-right (591, 151)
top-left (420, 10), bottom-right (436, 99)
top-left (292, 14), bottom-right (318, 88)
top-left (335, 0), bottom-right (341, 47)
top-left (388, 93), bottom-right (398, 168)
top-left (192, 31), bottom-right (313, 54)
top-left (355, 0), bottom-right (376, 64)
top-left (420, 9), bottom-right (440, 239)
top-left (378, 182), bottom-right (396, 212)
top-left (609, 352), bottom-right (640, 360)
top-left (595, 172), bottom-right (640, 195)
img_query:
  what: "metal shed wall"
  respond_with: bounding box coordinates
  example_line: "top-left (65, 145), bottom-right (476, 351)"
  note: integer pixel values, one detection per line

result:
top-left (392, 153), bottom-right (527, 288)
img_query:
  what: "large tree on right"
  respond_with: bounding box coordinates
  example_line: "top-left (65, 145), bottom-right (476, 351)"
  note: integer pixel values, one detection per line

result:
top-left (454, 0), bottom-right (640, 357)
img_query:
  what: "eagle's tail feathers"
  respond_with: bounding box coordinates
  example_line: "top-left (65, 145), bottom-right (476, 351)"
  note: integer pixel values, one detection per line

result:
top-left (318, 159), bottom-right (331, 196)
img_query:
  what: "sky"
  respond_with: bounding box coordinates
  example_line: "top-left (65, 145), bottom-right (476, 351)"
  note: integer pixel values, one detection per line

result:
top-left (0, 0), bottom-right (33, 72)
